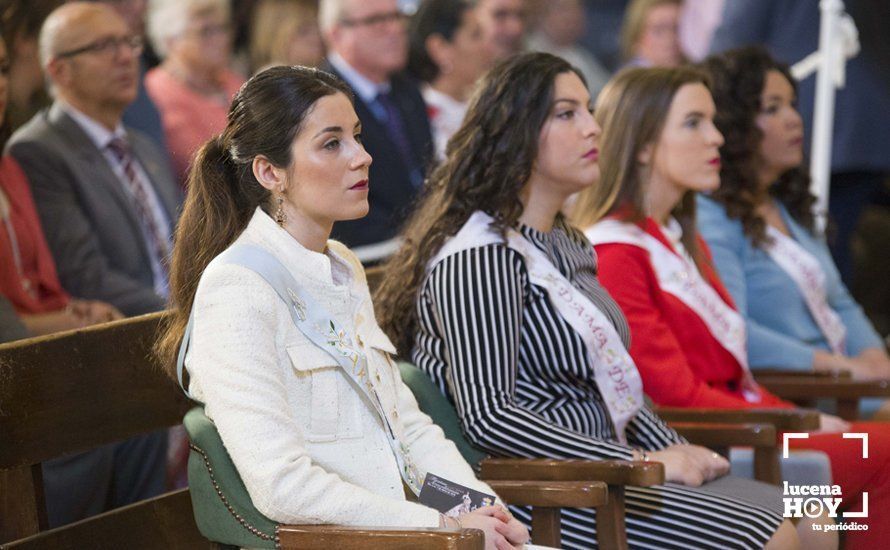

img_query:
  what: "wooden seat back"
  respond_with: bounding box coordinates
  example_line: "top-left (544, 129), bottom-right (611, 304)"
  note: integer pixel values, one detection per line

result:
top-left (0, 312), bottom-right (209, 548)
top-left (0, 313), bottom-right (483, 550)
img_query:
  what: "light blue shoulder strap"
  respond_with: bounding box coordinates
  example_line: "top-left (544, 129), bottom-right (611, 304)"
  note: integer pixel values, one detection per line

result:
top-left (176, 244), bottom-right (355, 399)
top-left (176, 243), bottom-right (424, 495)
top-left (176, 308), bottom-right (197, 400)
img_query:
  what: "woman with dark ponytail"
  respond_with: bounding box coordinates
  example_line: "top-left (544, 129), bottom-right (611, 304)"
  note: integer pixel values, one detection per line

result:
top-left (157, 65), bottom-right (528, 548)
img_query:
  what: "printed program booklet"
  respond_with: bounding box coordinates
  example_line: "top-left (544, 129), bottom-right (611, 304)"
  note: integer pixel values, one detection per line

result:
top-left (418, 473), bottom-right (498, 517)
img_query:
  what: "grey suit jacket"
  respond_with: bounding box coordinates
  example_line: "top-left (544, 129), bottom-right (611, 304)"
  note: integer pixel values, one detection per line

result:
top-left (5, 103), bottom-right (182, 316)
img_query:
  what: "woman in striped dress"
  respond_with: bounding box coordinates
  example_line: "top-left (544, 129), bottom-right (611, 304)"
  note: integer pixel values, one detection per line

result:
top-left (375, 53), bottom-right (813, 549)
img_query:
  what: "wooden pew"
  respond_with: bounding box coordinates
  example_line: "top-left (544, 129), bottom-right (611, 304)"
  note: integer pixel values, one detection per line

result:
top-left (753, 369), bottom-right (890, 420)
top-left (0, 313), bottom-right (485, 549)
top-left (0, 312), bottom-right (209, 548)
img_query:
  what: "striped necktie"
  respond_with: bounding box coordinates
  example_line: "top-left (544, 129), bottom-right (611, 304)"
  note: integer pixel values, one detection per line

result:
top-left (105, 137), bottom-right (171, 279)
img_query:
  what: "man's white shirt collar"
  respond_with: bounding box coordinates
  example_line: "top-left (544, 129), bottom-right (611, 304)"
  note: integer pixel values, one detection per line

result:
top-left (58, 101), bottom-right (127, 151)
top-left (327, 52), bottom-right (390, 104)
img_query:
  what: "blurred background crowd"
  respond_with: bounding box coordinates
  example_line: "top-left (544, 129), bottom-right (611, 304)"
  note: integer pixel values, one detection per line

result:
top-left (0, 0), bottom-right (888, 532)
top-left (4, 0), bottom-right (885, 331)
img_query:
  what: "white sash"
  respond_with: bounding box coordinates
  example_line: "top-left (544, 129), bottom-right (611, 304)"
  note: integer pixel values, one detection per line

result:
top-left (586, 219), bottom-right (760, 402)
top-left (430, 212), bottom-right (644, 443)
top-left (764, 226), bottom-right (846, 354)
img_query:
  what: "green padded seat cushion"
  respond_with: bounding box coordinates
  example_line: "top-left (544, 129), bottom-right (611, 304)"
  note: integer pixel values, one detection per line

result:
top-left (183, 363), bottom-right (483, 548)
top-left (397, 362), bottom-right (487, 467)
top-left (184, 406), bottom-right (279, 548)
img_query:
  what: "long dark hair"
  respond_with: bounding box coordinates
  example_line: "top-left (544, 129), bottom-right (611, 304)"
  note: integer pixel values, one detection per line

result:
top-left (407, 0), bottom-right (473, 82)
top-left (701, 46), bottom-right (816, 247)
top-left (571, 66), bottom-right (713, 265)
top-left (375, 52), bottom-right (585, 355)
top-left (156, 65), bottom-right (353, 375)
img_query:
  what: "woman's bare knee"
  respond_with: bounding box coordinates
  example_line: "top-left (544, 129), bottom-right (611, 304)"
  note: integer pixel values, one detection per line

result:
top-left (765, 520), bottom-right (800, 550)
top-left (795, 512), bottom-right (838, 550)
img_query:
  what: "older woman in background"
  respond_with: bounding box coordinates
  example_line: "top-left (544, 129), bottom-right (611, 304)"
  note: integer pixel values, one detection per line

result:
top-left (407, 0), bottom-right (492, 161)
top-left (619, 0), bottom-right (684, 68)
top-left (249, 0), bottom-right (324, 74)
top-left (145, 0), bottom-right (245, 183)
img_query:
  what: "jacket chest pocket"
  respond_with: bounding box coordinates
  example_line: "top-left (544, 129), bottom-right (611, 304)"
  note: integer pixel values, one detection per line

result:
top-left (286, 343), bottom-right (363, 442)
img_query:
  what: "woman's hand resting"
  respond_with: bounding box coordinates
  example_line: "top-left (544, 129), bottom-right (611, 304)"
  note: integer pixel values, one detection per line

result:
top-left (67, 299), bottom-right (124, 325)
top-left (451, 505), bottom-right (530, 550)
top-left (856, 348), bottom-right (890, 379)
top-left (814, 349), bottom-right (890, 381)
top-left (817, 413), bottom-right (851, 433)
top-left (643, 444), bottom-right (730, 487)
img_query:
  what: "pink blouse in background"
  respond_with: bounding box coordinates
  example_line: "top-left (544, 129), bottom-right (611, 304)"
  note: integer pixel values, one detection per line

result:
top-left (145, 67), bottom-right (245, 186)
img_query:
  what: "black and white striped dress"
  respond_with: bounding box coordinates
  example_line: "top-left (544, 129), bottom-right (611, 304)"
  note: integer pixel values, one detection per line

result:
top-left (412, 217), bottom-right (785, 549)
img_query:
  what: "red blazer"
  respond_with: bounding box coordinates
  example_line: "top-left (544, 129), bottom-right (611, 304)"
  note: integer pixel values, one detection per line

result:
top-left (0, 156), bottom-right (70, 314)
top-left (594, 218), bottom-right (792, 410)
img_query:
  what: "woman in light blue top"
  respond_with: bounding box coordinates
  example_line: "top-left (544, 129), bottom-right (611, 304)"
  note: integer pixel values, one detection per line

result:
top-left (697, 46), bottom-right (890, 382)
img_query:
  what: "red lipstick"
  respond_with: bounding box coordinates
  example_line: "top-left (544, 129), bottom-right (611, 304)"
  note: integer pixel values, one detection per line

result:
top-left (349, 179), bottom-right (369, 190)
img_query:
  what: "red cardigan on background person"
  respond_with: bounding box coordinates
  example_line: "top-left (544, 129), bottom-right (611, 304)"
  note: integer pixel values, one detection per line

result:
top-left (573, 66), bottom-right (890, 549)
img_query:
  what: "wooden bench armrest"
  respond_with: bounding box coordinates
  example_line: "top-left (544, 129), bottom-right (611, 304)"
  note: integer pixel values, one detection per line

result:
top-left (757, 377), bottom-right (890, 399)
top-left (486, 480), bottom-right (608, 508)
top-left (669, 422), bottom-right (776, 448)
top-left (480, 458), bottom-right (664, 486)
top-left (656, 407), bottom-right (820, 431)
top-left (754, 368), bottom-right (851, 380)
top-left (277, 525), bottom-right (483, 549)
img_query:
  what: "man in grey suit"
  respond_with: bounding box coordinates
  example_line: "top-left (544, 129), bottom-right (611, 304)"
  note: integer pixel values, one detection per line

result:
top-left (7, 2), bottom-right (180, 316)
top-left (5, 2), bottom-right (172, 528)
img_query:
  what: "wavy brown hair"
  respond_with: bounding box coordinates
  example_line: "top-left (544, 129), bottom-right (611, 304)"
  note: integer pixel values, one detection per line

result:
top-left (156, 66), bottom-right (352, 377)
top-left (700, 46), bottom-right (816, 247)
top-left (374, 52), bottom-right (585, 356)
top-left (571, 66), bottom-right (712, 265)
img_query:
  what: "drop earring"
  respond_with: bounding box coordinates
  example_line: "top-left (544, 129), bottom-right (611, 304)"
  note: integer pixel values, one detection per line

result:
top-left (275, 194), bottom-right (286, 226)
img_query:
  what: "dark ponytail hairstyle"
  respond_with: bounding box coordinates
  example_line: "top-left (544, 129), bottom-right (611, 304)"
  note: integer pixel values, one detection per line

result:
top-left (157, 65), bottom-right (352, 375)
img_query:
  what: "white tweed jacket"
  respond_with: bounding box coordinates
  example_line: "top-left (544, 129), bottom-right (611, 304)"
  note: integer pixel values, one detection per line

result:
top-left (186, 208), bottom-right (494, 527)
